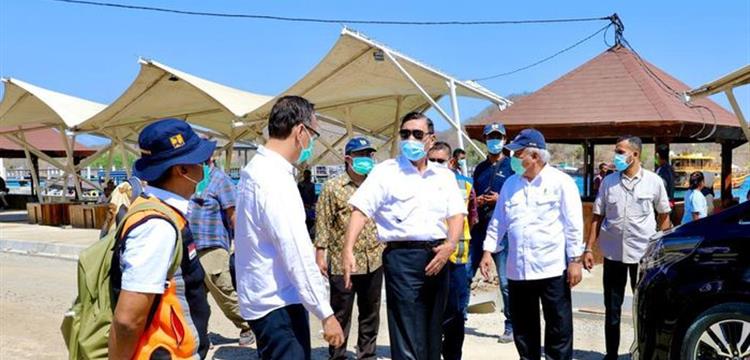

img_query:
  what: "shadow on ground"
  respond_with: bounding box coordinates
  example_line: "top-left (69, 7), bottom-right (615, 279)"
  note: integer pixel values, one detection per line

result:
top-left (574, 349), bottom-right (631, 359)
top-left (0, 210), bottom-right (27, 223)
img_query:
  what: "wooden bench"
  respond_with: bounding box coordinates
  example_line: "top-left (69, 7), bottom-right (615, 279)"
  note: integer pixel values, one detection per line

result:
top-left (69, 203), bottom-right (110, 229)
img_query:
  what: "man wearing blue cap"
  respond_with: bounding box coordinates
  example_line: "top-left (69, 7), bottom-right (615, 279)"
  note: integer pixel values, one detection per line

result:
top-left (480, 128), bottom-right (584, 360)
top-left (109, 118), bottom-right (214, 359)
top-left (314, 136), bottom-right (384, 360)
top-left (470, 122), bottom-right (514, 343)
top-left (234, 95), bottom-right (344, 359)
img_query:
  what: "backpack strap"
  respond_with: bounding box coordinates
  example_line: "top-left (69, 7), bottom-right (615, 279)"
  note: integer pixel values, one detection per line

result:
top-left (117, 197), bottom-right (185, 278)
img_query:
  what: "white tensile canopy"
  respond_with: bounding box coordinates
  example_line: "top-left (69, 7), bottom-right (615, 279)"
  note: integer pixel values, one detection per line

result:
top-left (75, 58), bottom-right (273, 175)
top-left (240, 28), bottom-right (511, 165)
top-left (0, 78), bottom-right (107, 200)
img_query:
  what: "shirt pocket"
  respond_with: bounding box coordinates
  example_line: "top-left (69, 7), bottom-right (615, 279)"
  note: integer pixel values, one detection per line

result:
top-left (388, 189), bottom-right (417, 224)
top-left (628, 193), bottom-right (653, 217)
top-left (535, 195), bottom-right (560, 222)
top-left (504, 199), bottom-right (523, 223)
top-left (606, 193), bottom-right (622, 220)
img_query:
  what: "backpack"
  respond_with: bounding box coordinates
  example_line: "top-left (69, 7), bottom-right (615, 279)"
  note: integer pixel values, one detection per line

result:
top-left (61, 180), bottom-right (184, 360)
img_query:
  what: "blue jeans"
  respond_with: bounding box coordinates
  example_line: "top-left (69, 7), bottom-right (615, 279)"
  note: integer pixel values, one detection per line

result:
top-left (468, 224), bottom-right (512, 333)
top-left (442, 262), bottom-right (470, 360)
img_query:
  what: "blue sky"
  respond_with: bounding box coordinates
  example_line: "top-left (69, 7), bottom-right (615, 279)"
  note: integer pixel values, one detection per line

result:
top-left (1, 0), bottom-right (749, 137)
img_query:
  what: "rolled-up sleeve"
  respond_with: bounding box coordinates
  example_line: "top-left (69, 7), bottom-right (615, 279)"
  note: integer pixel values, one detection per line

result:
top-left (348, 165), bottom-right (386, 218)
top-left (654, 180), bottom-right (671, 214)
top-left (483, 187), bottom-right (508, 253)
top-left (261, 187), bottom-right (333, 320)
top-left (446, 173), bottom-right (468, 218)
top-left (560, 177), bottom-right (584, 259)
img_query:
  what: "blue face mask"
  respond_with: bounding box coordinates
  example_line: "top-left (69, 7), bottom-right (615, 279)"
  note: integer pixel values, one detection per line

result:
top-left (486, 139), bottom-right (505, 155)
top-left (510, 156), bottom-right (526, 175)
top-left (297, 129), bottom-right (315, 164)
top-left (613, 153), bottom-right (631, 172)
top-left (351, 157), bottom-right (375, 175)
top-left (400, 140), bottom-right (426, 161)
top-left (195, 164), bottom-right (211, 195)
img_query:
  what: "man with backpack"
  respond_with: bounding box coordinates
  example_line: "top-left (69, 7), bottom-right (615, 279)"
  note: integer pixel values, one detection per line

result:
top-left (108, 119), bottom-right (215, 359)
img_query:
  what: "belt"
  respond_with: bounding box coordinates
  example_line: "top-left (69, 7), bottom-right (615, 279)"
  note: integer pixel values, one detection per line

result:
top-left (386, 240), bottom-right (444, 249)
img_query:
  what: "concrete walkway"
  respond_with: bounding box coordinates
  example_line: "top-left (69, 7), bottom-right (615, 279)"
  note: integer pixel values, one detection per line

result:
top-left (0, 209), bottom-right (632, 318)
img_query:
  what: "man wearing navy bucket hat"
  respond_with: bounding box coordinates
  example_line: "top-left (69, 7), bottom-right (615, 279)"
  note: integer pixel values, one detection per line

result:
top-left (109, 118), bottom-right (215, 359)
top-left (479, 128), bottom-right (584, 360)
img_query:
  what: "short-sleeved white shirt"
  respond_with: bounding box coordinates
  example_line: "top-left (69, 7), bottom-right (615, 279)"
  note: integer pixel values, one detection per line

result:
top-left (120, 186), bottom-right (187, 294)
top-left (348, 155), bottom-right (467, 242)
top-left (681, 189), bottom-right (707, 224)
top-left (593, 168), bottom-right (671, 264)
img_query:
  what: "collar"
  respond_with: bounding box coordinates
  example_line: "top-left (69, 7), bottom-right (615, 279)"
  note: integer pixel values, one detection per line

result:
top-left (397, 154), bottom-right (437, 175)
top-left (621, 167), bottom-right (643, 182)
top-left (521, 163), bottom-right (551, 185)
top-left (146, 186), bottom-right (190, 215)
top-left (258, 145), bottom-right (294, 175)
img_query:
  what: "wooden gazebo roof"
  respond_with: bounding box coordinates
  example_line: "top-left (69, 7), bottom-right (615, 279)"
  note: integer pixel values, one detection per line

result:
top-left (466, 46), bottom-right (746, 145)
top-left (0, 127), bottom-right (95, 158)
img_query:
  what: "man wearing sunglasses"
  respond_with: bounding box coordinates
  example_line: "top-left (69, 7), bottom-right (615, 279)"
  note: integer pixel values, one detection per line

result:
top-left (235, 96), bottom-right (344, 359)
top-left (342, 112), bottom-right (466, 360)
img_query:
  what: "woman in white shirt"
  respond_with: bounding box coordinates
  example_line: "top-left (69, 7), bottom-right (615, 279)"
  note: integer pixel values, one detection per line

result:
top-left (682, 171), bottom-right (708, 224)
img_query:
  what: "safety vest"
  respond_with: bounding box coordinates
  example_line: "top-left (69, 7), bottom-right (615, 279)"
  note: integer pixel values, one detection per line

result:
top-left (112, 195), bottom-right (210, 359)
top-left (449, 174), bottom-right (473, 264)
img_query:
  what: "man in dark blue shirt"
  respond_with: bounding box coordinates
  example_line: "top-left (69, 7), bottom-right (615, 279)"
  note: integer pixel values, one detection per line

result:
top-left (469, 122), bottom-right (515, 343)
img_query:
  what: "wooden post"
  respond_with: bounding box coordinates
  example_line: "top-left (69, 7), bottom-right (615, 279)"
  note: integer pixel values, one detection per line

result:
top-left (720, 142), bottom-right (733, 206)
top-left (583, 141), bottom-right (595, 198)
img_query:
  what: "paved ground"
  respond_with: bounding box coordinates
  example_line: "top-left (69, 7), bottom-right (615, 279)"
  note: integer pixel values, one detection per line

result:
top-left (0, 212), bottom-right (634, 359)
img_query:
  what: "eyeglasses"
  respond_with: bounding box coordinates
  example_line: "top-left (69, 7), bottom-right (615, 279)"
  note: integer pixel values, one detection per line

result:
top-left (428, 158), bottom-right (447, 164)
top-left (303, 124), bottom-right (320, 140)
top-left (399, 129), bottom-right (432, 140)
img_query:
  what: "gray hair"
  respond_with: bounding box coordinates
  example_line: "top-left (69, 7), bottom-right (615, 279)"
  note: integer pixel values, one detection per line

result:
top-left (526, 147), bottom-right (551, 164)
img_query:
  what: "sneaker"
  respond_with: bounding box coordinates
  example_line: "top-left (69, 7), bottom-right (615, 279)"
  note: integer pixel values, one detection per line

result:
top-left (239, 329), bottom-right (256, 346)
top-left (498, 330), bottom-right (513, 343)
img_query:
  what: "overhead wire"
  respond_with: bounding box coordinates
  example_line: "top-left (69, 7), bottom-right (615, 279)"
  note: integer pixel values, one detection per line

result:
top-left (47, 0), bottom-right (611, 26)
top-left (471, 22), bottom-right (613, 81)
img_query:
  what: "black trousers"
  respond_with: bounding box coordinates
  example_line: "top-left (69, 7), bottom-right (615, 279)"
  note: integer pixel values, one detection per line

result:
top-left (248, 304), bottom-right (310, 360)
top-left (328, 268), bottom-right (384, 360)
top-left (603, 258), bottom-right (638, 359)
top-left (442, 262), bottom-right (469, 360)
top-left (508, 273), bottom-right (573, 360)
top-left (383, 245), bottom-right (449, 360)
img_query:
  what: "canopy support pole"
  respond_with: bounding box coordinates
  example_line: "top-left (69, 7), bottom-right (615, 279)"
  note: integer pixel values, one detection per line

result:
top-left (312, 133), bottom-right (348, 164)
top-left (225, 127), bottom-right (236, 172)
top-left (15, 131), bottom-right (43, 203)
top-left (724, 89), bottom-right (750, 148)
top-left (390, 97), bottom-right (403, 157)
top-left (4, 133), bottom-right (102, 191)
top-left (59, 126), bottom-right (83, 200)
top-left (448, 79), bottom-right (467, 176)
top-left (105, 148), bottom-right (113, 182)
top-left (384, 51), bottom-right (485, 157)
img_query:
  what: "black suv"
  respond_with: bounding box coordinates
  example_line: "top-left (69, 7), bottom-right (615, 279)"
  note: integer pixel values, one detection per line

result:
top-left (633, 201), bottom-right (750, 360)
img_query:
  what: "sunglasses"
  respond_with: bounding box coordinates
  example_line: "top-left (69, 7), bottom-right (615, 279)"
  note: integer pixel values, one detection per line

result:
top-left (428, 158), bottom-right (447, 164)
top-left (399, 129), bottom-right (433, 141)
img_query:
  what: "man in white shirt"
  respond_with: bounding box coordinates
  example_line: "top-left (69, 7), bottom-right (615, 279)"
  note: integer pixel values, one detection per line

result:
top-left (234, 96), bottom-right (344, 359)
top-left (480, 129), bottom-right (584, 360)
top-left (584, 135), bottom-right (671, 360)
top-left (343, 112), bottom-right (466, 360)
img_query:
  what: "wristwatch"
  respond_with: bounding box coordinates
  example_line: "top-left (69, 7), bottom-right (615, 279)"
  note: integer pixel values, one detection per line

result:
top-left (569, 256), bottom-right (582, 264)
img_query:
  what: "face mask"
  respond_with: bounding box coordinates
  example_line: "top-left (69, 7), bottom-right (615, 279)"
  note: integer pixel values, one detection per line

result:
top-left (510, 156), bottom-right (526, 175)
top-left (181, 164), bottom-right (209, 194)
top-left (297, 128), bottom-right (315, 164)
top-left (351, 157), bottom-right (375, 175)
top-left (400, 140), bottom-right (426, 161)
top-left (613, 153), bottom-right (631, 172)
top-left (486, 139), bottom-right (505, 155)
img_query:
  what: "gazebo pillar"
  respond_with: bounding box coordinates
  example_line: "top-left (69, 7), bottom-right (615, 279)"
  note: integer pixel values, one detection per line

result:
top-left (583, 140), bottom-right (595, 198)
top-left (720, 142), bottom-right (733, 205)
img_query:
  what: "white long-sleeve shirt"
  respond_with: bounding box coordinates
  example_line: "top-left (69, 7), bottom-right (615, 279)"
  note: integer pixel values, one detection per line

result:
top-left (234, 146), bottom-right (333, 321)
top-left (483, 164), bottom-right (584, 281)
